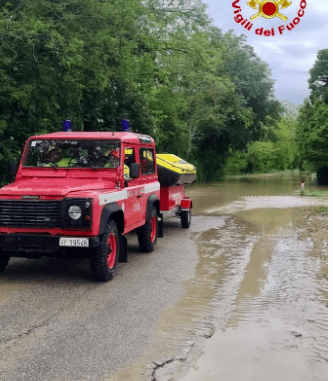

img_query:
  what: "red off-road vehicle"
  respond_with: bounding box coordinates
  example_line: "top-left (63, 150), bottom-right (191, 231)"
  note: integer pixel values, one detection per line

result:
top-left (0, 131), bottom-right (192, 281)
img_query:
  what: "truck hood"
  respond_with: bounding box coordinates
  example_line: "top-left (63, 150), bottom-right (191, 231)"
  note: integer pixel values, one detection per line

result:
top-left (0, 178), bottom-right (116, 198)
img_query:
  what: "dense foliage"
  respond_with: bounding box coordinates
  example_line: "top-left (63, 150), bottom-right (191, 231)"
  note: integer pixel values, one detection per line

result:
top-left (225, 116), bottom-right (298, 175)
top-left (308, 49), bottom-right (328, 104)
top-left (225, 49), bottom-right (328, 185)
top-left (0, 0), bottom-right (284, 184)
top-left (296, 49), bottom-right (328, 185)
top-left (2, 2), bottom-right (326, 185)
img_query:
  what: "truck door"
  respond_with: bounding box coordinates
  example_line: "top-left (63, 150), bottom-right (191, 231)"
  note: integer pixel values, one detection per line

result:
top-left (123, 146), bottom-right (143, 227)
top-left (139, 147), bottom-right (156, 220)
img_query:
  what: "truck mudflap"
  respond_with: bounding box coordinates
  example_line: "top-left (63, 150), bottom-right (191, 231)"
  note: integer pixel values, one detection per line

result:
top-left (119, 235), bottom-right (128, 263)
top-left (158, 213), bottom-right (163, 238)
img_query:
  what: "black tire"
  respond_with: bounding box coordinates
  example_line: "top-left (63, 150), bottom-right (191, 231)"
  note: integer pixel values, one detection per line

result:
top-left (90, 220), bottom-right (119, 282)
top-left (181, 209), bottom-right (191, 228)
top-left (0, 255), bottom-right (10, 272)
top-left (137, 206), bottom-right (158, 253)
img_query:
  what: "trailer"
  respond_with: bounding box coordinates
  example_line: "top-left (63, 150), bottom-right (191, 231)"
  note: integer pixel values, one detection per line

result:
top-left (159, 185), bottom-right (192, 228)
top-left (0, 126), bottom-right (195, 282)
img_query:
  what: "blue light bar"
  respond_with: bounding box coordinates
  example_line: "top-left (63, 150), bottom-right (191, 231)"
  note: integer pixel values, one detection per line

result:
top-left (63, 120), bottom-right (72, 132)
top-left (121, 118), bottom-right (130, 132)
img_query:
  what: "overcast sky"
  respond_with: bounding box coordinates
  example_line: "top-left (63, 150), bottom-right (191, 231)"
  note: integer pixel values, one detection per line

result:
top-left (202, 0), bottom-right (328, 104)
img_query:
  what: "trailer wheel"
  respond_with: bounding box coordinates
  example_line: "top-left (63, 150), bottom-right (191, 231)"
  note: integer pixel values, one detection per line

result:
top-left (0, 255), bottom-right (10, 272)
top-left (137, 206), bottom-right (158, 253)
top-left (181, 210), bottom-right (191, 228)
top-left (90, 220), bottom-right (119, 282)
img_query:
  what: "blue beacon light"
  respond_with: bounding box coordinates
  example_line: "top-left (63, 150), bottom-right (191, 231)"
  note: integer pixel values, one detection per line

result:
top-left (63, 120), bottom-right (72, 132)
top-left (121, 118), bottom-right (130, 132)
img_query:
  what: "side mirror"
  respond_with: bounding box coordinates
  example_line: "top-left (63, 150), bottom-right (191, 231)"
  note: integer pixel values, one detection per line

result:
top-left (129, 163), bottom-right (140, 178)
top-left (8, 162), bottom-right (18, 180)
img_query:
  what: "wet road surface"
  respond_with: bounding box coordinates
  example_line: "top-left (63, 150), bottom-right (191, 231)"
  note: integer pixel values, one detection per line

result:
top-left (0, 218), bottom-right (206, 381)
top-left (0, 175), bottom-right (328, 381)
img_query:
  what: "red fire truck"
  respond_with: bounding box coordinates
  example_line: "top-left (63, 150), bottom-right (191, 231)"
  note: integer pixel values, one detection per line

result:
top-left (0, 130), bottom-right (193, 282)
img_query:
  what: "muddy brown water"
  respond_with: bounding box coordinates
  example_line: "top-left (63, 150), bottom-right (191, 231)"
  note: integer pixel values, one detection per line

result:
top-left (112, 173), bottom-right (328, 381)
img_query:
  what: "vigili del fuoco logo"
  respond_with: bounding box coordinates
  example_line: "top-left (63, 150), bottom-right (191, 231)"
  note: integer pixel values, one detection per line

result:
top-left (232, 0), bottom-right (307, 36)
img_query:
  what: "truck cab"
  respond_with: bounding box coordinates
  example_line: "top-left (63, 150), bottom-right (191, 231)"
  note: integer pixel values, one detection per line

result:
top-left (0, 131), bottom-right (161, 281)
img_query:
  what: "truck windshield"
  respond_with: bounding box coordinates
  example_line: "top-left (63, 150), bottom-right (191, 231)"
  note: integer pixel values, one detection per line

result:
top-left (24, 140), bottom-right (121, 169)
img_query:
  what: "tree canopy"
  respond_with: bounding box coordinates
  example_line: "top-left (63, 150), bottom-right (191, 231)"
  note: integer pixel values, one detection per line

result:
top-left (308, 49), bottom-right (328, 104)
top-left (0, 0), bottom-right (282, 184)
top-left (296, 48), bottom-right (328, 185)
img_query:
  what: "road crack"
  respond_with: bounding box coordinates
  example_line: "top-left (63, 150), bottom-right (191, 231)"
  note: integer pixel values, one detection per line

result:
top-left (146, 324), bottom-right (215, 380)
top-left (0, 313), bottom-right (57, 346)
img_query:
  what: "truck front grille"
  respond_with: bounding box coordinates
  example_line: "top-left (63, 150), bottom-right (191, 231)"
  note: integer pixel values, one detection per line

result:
top-left (0, 200), bottom-right (62, 228)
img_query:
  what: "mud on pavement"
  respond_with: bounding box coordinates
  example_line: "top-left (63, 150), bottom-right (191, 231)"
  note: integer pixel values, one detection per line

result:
top-left (112, 195), bottom-right (328, 381)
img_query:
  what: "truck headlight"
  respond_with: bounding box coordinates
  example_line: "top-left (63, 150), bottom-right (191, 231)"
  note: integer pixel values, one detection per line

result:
top-left (68, 205), bottom-right (82, 220)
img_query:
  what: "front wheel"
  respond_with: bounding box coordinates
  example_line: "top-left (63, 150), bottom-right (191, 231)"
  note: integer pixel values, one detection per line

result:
top-left (181, 209), bottom-right (191, 228)
top-left (90, 220), bottom-right (119, 282)
top-left (137, 207), bottom-right (158, 253)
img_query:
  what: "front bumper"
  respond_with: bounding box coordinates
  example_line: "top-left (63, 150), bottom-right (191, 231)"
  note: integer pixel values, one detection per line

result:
top-left (0, 234), bottom-right (100, 256)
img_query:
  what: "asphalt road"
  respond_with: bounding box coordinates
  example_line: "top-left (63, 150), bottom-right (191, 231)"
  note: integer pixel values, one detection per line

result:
top-left (0, 216), bottom-right (222, 381)
top-left (0, 188), bottom-right (328, 381)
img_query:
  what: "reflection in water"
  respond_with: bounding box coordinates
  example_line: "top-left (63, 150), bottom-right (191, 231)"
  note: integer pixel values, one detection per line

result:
top-left (180, 227), bottom-right (327, 381)
top-left (188, 171), bottom-right (327, 215)
top-left (177, 203), bottom-right (327, 381)
top-left (111, 175), bottom-right (327, 381)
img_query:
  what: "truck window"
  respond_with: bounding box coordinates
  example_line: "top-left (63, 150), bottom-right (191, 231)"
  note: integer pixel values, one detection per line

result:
top-left (140, 148), bottom-right (155, 175)
top-left (124, 147), bottom-right (135, 179)
top-left (24, 140), bottom-right (120, 169)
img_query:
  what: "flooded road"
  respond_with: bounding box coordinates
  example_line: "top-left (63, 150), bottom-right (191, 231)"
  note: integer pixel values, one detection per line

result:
top-left (114, 174), bottom-right (328, 381)
top-left (0, 173), bottom-right (328, 381)
top-left (176, 208), bottom-right (328, 381)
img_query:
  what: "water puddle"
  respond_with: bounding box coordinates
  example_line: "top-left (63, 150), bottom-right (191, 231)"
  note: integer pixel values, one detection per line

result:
top-left (179, 228), bottom-right (327, 381)
top-left (202, 195), bottom-right (327, 215)
top-left (154, 203), bottom-right (327, 380)
top-left (174, 203), bottom-right (327, 381)
top-left (110, 177), bottom-right (327, 381)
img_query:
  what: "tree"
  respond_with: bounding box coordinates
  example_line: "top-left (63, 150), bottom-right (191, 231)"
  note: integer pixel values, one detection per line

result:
top-left (274, 116), bottom-right (298, 170)
top-left (0, 0), bottom-right (281, 184)
top-left (217, 32), bottom-right (283, 142)
top-left (309, 49), bottom-right (328, 103)
top-left (0, 0), bottom-right (151, 183)
top-left (296, 100), bottom-right (328, 184)
top-left (296, 49), bottom-right (328, 185)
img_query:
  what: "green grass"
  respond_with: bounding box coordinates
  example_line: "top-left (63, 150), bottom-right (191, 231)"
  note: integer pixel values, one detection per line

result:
top-left (314, 205), bottom-right (328, 214)
top-left (300, 189), bottom-right (328, 197)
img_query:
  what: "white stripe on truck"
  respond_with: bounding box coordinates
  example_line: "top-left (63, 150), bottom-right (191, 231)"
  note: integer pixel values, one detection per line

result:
top-left (144, 182), bottom-right (160, 193)
top-left (99, 190), bottom-right (128, 205)
top-left (98, 182), bottom-right (160, 205)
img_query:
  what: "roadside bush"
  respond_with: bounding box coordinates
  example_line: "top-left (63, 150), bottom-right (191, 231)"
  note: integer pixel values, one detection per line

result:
top-left (225, 151), bottom-right (247, 175)
top-left (245, 141), bottom-right (280, 173)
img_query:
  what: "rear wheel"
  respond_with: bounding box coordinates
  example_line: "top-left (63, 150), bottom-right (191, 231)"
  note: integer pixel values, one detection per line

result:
top-left (137, 207), bottom-right (158, 252)
top-left (181, 209), bottom-right (191, 228)
top-left (90, 220), bottom-right (119, 282)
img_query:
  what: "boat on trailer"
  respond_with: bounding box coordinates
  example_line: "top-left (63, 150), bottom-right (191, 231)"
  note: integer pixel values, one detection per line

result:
top-left (156, 154), bottom-right (196, 187)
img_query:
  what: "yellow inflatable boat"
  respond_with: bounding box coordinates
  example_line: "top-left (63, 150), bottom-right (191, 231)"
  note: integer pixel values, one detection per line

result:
top-left (156, 154), bottom-right (196, 186)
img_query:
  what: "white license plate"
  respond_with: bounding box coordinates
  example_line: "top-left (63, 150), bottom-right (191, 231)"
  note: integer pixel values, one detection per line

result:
top-left (59, 237), bottom-right (89, 247)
